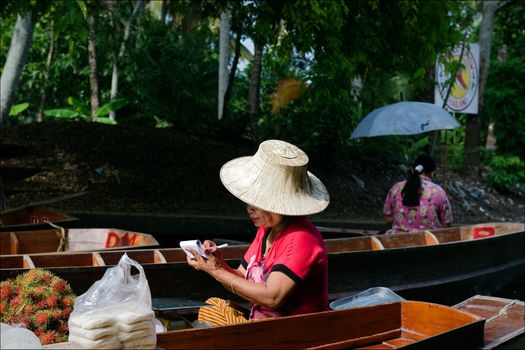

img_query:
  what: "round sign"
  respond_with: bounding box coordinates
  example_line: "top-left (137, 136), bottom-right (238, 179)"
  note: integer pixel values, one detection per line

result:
top-left (437, 46), bottom-right (478, 112)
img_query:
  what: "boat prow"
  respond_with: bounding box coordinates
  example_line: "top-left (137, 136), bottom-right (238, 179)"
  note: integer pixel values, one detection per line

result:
top-left (0, 228), bottom-right (159, 255)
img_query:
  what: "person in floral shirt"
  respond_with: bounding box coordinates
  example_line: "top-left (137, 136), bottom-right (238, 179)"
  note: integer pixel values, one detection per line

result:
top-left (383, 154), bottom-right (453, 234)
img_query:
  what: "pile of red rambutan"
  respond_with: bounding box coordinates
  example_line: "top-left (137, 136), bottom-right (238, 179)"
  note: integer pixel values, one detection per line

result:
top-left (0, 269), bottom-right (76, 345)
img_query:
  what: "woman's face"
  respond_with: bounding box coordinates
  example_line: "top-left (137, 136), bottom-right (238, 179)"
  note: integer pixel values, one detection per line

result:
top-left (246, 204), bottom-right (284, 228)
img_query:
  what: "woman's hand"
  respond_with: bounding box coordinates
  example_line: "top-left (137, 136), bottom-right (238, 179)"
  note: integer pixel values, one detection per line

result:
top-left (201, 240), bottom-right (224, 259)
top-left (186, 240), bottom-right (225, 274)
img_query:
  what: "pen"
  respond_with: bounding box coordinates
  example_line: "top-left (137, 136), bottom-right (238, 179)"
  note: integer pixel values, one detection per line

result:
top-left (217, 243), bottom-right (228, 249)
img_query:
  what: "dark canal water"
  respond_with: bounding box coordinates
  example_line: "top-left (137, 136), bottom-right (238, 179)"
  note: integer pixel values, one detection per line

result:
top-left (495, 274), bottom-right (525, 301)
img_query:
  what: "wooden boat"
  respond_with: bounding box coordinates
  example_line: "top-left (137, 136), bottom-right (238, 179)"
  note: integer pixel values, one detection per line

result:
top-left (454, 295), bottom-right (525, 350)
top-left (0, 228), bottom-right (159, 255)
top-left (0, 206), bottom-right (78, 231)
top-left (42, 301), bottom-right (484, 349)
top-left (1, 222), bottom-right (523, 306)
top-left (154, 301), bottom-right (484, 349)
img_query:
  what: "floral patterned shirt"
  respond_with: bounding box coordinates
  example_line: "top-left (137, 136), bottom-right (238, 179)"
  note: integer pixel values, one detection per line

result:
top-left (383, 175), bottom-right (453, 234)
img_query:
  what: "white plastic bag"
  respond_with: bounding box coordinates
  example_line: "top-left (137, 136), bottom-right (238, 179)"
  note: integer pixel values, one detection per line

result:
top-left (73, 253), bottom-right (152, 314)
top-left (68, 254), bottom-right (156, 349)
top-left (0, 323), bottom-right (43, 349)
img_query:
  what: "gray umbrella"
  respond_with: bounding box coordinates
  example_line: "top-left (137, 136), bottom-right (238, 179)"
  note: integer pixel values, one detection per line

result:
top-left (351, 101), bottom-right (460, 193)
top-left (350, 101), bottom-right (460, 139)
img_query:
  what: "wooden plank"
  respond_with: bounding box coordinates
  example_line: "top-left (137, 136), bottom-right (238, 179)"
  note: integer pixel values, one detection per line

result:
top-left (97, 250), bottom-right (157, 265)
top-left (17, 229), bottom-right (61, 253)
top-left (0, 255), bottom-right (24, 269)
top-left (383, 337), bottom-right (416, 347)
top-left (401, 329), bottom-right (428, 341)
top-left (306, 330), bottom-right (401, 350)
top-left (376, 232), bottom-right (427, 249)
top-left (431, 227), bottom-right (461, 243)
top-left (0, 232), bottom-right (7, 254)
top-left (30, 253), bottom-right (96, 268)
top-left (324, 237), bottom-right (375, 253)
top-left (157, 303), bottom-right (402, 350)
top-left (355, 344), bottom-right (396, 349)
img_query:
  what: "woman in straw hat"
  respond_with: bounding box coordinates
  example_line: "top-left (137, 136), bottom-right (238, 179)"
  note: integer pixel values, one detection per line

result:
top-left (185, 139), bottom-right (330, 326)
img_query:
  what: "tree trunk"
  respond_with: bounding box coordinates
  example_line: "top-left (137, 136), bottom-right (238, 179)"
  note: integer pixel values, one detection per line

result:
top-left (248, 41), bottom-right (263, 116)
top-left (107, 0), bottom-right (117, 121)
top-left (36, 20), bottom-right (55, 123)
top-left (108, 0), bottom-right (143, 121)
top-left (87, 1), bottom-right (100, 122)
top-left (485, 44), bottom-right (507, 151)
top-left (218, 11), bottom-right (230, 120)
top-left (0, 11), bottom-right (35, 125)
top-left (465, 0), bottom-right (497, 169)
top-left (222, 30), bottom-right (242, 120)
top-left (160, 0), bottom-right (167, 23)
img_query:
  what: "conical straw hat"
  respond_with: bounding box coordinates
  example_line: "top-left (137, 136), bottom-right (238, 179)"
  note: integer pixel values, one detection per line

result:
top-left (220, 140), bottom-right (330, 216)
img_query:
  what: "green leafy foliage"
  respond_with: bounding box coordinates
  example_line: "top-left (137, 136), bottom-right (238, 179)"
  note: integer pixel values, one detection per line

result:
top-left (483, 58), bottom-right (525, 157)
top-left (119, 20), bottom-right (218, 131)
top-left (442, 124), bottom-right (466, 171)
top-left (2, 0), bottom-right (520, 192)
top-left (484, 155), bottom-right (525, 195)
top-left (9, 102), bottom-right (29, 116)
top-left (44, 97), bottom-right (124, 125)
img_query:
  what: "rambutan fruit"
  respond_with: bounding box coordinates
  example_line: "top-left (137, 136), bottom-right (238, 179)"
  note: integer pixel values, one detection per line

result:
top-left (44, 295), bottom-right (57, 308)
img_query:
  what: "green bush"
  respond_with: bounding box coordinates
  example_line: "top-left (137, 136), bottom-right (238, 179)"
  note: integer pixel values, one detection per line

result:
top-left (483, 59), bottom-right (525, 156)
top-left (484, 154), bottom-right (525, 195)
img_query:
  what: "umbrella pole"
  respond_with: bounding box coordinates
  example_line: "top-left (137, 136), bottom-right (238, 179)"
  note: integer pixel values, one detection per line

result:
top-left (442, 130), bottom-right (448, 193)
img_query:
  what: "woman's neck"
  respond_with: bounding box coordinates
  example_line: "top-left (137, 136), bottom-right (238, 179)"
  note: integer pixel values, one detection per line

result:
top-left (268, 217), bottom-right (294, 242)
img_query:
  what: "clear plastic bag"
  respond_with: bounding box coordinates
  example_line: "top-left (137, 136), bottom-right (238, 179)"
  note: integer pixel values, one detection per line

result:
top-left (73, 253), bottom-right (152, 312)
top-left (68, 254), bottom-right (156, 349)
top-left (329, 287), bottom-right (405, 310)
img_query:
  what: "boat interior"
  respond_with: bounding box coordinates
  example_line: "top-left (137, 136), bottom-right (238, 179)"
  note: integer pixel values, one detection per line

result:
top-left (155, 301), bottom-right (484, 349)
top-left (1, 222), bottom-right (522, 270)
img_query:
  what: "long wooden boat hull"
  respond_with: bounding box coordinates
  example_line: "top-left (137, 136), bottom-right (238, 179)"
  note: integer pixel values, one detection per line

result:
top-left (328, 223), bottom-right (525, 305)
top-left (0, 207), bottom-right (78, 231)
top-left (154, 301), bottom-right (484, 350)
top-left (0, 228), bottom-right (159, 255)
top-left (1, 222), bottom-right (523, 306)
